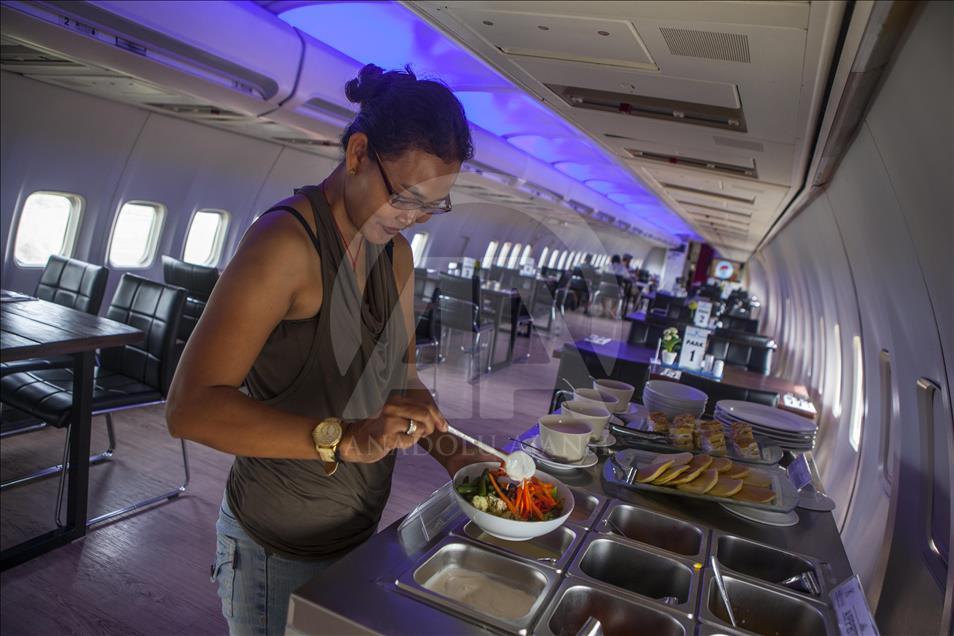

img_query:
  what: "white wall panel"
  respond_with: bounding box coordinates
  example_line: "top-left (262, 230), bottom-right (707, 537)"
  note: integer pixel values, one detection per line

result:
top-left (0, 71), bottom-right (147, 293)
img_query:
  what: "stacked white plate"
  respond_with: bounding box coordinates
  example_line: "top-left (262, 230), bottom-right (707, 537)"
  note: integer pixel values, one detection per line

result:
top-left (715, 400), bottom-right (817, 451)
top-left (642, 380), bottom-right (707, 419)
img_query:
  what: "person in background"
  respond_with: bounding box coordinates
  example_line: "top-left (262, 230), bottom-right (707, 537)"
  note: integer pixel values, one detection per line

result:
top-left (607, 254), bottom-right (631, 279)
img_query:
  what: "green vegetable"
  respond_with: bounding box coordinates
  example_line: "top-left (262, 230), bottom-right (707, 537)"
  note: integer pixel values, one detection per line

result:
top-left (478, 470), bottom-right (488, 497)
top-left (456, 483), bottom-right (478, 497)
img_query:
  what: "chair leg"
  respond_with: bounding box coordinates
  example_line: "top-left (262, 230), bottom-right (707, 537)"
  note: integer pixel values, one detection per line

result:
top-left (86, 438), bottom-right (190, 527)
top-left (2, 414), bottom-right (117, 492)
top-left (0, 422), bottom-right (48, 439)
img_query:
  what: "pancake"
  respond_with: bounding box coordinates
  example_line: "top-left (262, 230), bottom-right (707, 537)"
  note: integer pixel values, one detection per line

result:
top-left (652, 464), bottom-right (691, 485)
top-left (708, 476), bottom-right (744, 497)
top-left (668, 463), bottom-right (707, 484)
top-left (732, 484), bottom-right (776, 504)
top-left (726, 466), bottom-right (750, 479)
top-left (658, 452), bottom-right (693, 467)
top-left (687, 454), bottom-right (713, 471)
top-left (636, 459), bottom-right (674, 483)
top-left (710, 457), bottom-right (733, 472)
top-left (676, 469), bottom-right (719, 494)
top-left (742, 470), bottom-right (772, 488)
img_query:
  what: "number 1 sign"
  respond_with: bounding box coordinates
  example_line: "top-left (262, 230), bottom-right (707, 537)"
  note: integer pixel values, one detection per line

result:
top-left (678, 326), bottom-right (709, 371)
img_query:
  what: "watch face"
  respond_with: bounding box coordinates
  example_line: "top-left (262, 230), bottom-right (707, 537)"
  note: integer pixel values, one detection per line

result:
top-left (315, 420), bottom-right (342, 446)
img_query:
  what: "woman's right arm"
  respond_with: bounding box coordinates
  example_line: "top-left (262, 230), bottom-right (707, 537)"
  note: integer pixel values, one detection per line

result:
top-left (165, 212), bottom-right (327, 459)
top-left (165, 211), bottom-right (444, 461)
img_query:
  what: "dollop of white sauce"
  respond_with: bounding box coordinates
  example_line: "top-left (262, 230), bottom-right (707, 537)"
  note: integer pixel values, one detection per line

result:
top-left (504, 451), bottom-right (535, 482)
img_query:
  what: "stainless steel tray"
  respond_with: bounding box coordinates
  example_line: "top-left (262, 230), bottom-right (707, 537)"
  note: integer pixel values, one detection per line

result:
top-left (593, 500), bottom-right (709, 562)
top-left (605, 449), bottom-right (799, 513)
top-left (567, 486), bottom-right (607, 529)
top-left (711, 531), bottom-right (829, 598)
top-left (394, 537), bottom-right (560, 634)
top-left (450, 519), bottom-right (584, 571)
top-left (699, 569), bottom-right (835, 635)
top-left (565, 534), bottom-right (701, 616)
top-left (532, 579), bottom-right (694, 636)
top-left (611, 422), bottom-right (784, 465)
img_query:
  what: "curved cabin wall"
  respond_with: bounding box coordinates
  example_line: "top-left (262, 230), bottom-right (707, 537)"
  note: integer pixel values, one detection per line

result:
top-left (0, 68), bottom-right (653, 303)
top-left (748, 1), bottom-right (952, 626)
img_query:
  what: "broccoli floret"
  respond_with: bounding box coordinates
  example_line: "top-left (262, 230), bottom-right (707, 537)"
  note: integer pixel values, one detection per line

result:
top-left (470, 495), bottom-right (490, 511)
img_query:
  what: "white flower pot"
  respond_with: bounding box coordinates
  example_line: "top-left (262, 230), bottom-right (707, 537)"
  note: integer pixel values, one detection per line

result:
top-left (661, 351), bottom-right (677, 365)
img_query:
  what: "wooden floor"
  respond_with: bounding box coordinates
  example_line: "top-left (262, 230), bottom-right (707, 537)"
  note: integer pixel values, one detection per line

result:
top-left (0, 310), bottom-right (624, 635)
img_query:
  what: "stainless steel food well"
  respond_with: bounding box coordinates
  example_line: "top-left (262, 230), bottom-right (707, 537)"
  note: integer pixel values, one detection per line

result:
top-left (712, 531), bottom-right (827, 597)
top-left (532, 580), bottom-right (694, 636)
top-left (453, 519), bottom-right (583, 571)
top-left (395, 537), bottom-right (560, 634)
top-left (699, 569), bottom-right (834, 635)
top-left (568, 487), bottom-right (606, 529)
top-left (595, 501), bottom-right (708, 560)
top-left (566, 535), bottom-right (700, 614)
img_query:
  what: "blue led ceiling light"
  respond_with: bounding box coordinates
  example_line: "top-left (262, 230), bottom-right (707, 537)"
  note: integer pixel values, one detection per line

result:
top-left (278, 2), bottom-right (686, 239)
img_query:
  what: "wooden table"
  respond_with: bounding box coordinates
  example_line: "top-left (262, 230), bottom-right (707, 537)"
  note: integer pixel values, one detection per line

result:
top-left (0, 293), bottom-right (143, 571)
top-left (572, 338), bottom-right (813, 412)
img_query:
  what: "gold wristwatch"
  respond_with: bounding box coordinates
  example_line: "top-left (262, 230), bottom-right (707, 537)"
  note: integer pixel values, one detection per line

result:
top-left (312, 417), bottom-right (343, 476)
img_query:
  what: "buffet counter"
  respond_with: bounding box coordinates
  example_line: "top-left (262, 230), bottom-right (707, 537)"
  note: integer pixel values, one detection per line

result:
top-left (286, 427), bottom-right (853, 635)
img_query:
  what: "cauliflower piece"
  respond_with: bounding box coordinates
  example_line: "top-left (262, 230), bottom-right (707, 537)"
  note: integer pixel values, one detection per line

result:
top-left (490, 497), bottom-right (509, 515)
top-left (470, 495), bottom-right (489, 512)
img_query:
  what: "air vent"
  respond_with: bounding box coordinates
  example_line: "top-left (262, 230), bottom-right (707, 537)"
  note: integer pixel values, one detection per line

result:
top-left (659, 27), bottom-right (750, 63)
top-left (626, 147), bottom-right (757, 178)
top-left (547, 84), bottom-right (746, 132)
top-left (677, 201), bottom-right (752, 218)
top-left (0, 42), bottom-right (81, 67)
top-left (273, 137), bottom-right (340, 148)
top-left (661, 183), bottom-right (755, 205)
top-left (303, 97), bottom-right (355, 123)
top-left (145, 103), bottom-right (244, 120)
top-left (565, 199), bottom-right (594, 216)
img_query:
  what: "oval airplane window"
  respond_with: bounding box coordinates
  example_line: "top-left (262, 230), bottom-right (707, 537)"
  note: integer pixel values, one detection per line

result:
top-left (183, 209), bottom-right (229, 267)
top-left (13, 191), bottom-right (84, 267)
top-left (109, 201), bottom-right (166, 268)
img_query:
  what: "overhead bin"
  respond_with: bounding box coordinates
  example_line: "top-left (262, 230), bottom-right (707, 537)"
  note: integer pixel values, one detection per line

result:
top-left (0, 0), bottom-right (301, 117)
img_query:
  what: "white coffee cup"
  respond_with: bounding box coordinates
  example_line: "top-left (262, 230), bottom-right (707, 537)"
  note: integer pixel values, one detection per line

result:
top-left (573, 388), bottom-right (620, 413)
top-left (562, 400), bottom-right (612, 441)
top-left (593, 379), bottom-right (635, 413)
top-left (538, 415), bottom-right (592, 462)
top-left (712, 359), bottom-right (725, 378)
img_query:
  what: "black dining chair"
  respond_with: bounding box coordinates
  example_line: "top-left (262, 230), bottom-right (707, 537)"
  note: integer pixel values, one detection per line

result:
top-left (549, 343), bottom-right (651, 412)
top-left (0, 274), bottom-right (189, 527)
top-left (592, 272), bottom-right (623, 319)
top-left (415, 287), bottom-right (441, 397)
top-left (161, 255), bottom-right (219, 360)
top-left (438, 294), bottom-right (497, 381)
top-left (1, 255), bottom-right (109, 378)
top-left (677, 372), bottom-right (779, 418)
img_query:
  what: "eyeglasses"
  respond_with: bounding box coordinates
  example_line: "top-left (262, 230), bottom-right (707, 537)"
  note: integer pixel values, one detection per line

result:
top-left (371, 149), bottom-right (453, 215)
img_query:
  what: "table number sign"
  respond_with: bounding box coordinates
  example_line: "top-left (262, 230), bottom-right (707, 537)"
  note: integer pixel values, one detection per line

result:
top-left (678, 326), bottom-right (709, 371)
top-left (693, 300), bottom-right (713, 328)
top-left (830, 576), bottom-right (879, 636)
top-left (788, 454), bottom-right (814, 491)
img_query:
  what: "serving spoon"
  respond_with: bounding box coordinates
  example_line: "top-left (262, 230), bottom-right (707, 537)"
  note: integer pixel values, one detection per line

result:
top-left (446, 424), bottom-right (535, 482)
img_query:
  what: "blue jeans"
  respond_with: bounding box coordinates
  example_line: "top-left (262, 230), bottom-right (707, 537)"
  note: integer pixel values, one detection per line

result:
top-left (212, 496), bottom-right (342, 636)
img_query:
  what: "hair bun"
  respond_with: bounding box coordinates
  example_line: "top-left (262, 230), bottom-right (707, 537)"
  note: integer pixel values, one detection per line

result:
top-left (344, 63), bottom-right (418, 105)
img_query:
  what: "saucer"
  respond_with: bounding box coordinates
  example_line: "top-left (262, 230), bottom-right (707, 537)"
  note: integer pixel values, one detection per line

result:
top-left (522, 435), bottom-right (599, 471)
top-left (588, 429), bottom-right (617, 448)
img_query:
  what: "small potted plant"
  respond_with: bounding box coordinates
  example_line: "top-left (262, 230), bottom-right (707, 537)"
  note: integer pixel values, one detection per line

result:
top-left (661, 327), bottom-right (680, 365)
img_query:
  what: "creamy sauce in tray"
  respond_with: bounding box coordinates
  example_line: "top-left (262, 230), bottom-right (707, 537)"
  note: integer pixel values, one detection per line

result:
top-left (423, 567), bottom-right (537, 619)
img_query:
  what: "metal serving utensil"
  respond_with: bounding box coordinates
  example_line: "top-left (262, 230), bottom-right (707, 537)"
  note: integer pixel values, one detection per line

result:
top-left (711, 555), bottom-right (738, 627)
top-left (575, 616), bottom-right (603, 636)
top-left (778, 570), bottom-right (821, 595)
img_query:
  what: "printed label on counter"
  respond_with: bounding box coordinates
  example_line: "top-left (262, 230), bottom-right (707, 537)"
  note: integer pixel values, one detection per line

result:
top-left (831, 575), bottom-right (880, 636)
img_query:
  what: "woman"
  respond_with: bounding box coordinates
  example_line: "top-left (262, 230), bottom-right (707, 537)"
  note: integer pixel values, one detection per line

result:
top-left (166, 64), bottom-right (489, 635)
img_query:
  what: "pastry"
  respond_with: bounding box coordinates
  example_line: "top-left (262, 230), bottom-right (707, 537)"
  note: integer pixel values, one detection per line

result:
top-left (636, 459), bottom-right (674, 483)
top-left (708, 476), bottom-right (744, 497)
top-left (652, 464), bottom-right (691, 485)
top-left (676, 469), bottom-right (719, 494)
top-left (732, 484), bottom-right (775, 503)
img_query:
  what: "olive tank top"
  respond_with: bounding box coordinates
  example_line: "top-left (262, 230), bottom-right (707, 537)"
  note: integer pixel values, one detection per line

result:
top-left (226, 185), bottom-right (407, 560)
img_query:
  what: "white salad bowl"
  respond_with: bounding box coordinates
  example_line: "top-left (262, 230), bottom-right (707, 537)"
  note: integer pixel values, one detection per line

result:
top-left (452, 461), bottom-right (575, 541)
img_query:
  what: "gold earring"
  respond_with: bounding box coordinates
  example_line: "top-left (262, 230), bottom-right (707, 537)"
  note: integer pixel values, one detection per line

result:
top-left (348, 168), bottom-right (356, 176)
